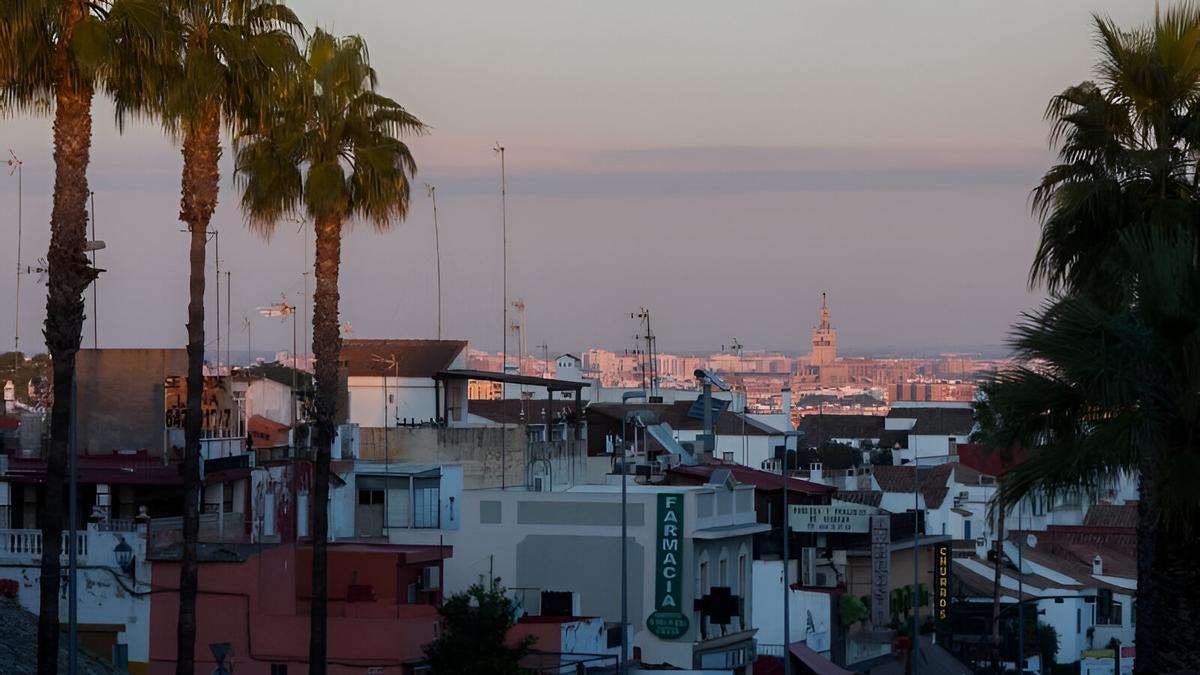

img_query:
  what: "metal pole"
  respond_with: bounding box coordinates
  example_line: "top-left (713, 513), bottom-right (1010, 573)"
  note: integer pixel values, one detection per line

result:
top-left (428, 184), bottom-right (442, 341)
top-left (1018, 499), bottom-right (1025, 672)
top-left (783, 442), bottom-right (791, 675)
top-left (11, 152), bottom-right (22, 374)
top-left (89, 191), bottom-right (97, 348)
top-left (214, 231), bottom-right (220, 376)
top-left (913, 456), bottom-right (920, 673)
top-left (68, 368), bottom-right (78, 674)
top-left (496, 144), bottom-right (507, 490)
top-left (226, 271), bottom-right (231, 374)
top-left (620, 405), bottom-right (627, 674)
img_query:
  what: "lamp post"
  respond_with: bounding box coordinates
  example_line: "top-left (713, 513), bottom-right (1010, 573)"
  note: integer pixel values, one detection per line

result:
top-left (620, 389), bottom-right (645, 674)
top-left (494, 143), bottom-right (507, 489)
top-left (425, 184), bottom-right (442, 341)
top-left (899, 455), bottom-right (922, 673)
top-left (7, 150), bottom-right (21, 374)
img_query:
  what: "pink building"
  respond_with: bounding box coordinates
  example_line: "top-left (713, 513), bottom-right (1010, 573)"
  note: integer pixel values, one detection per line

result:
top-left (149, 542), bottom-right (451, 674)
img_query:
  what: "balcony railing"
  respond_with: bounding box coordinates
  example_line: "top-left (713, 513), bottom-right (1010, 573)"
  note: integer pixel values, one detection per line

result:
top-left (0, 529), bottom-right (89, 562)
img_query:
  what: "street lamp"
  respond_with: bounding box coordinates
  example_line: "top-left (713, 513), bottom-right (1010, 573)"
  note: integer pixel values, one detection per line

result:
top-left (619, 389), bottom-right (646, 674)
top-left (112, 537), bottom-right (135, 583)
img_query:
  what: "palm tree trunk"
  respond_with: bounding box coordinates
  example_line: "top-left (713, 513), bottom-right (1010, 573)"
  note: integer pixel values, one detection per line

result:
top-left (1134, 461), bottom-right (1200, 674)
top-left (308, 214), bottom-right (343, 675)
top-left (39, 2), bottom-right (94, 673)
top-left (175, 104), bottom-right (221, 675)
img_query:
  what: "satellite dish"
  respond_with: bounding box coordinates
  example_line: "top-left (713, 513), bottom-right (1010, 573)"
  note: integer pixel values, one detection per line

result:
top-left (1026, 533), bottom-right (1038, 549)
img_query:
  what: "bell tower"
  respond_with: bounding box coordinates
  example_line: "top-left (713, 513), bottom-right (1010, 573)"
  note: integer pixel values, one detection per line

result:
top-left (810, 292), bottom-right (837, 366)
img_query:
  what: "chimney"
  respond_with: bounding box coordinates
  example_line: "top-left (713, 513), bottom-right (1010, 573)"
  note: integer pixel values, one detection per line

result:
top-left (810, 462), bottom-right (823, 482)
top-left (781, 386), bottom-right (793, 429)
top-left (1093, 555), bottom-right (1104, 575)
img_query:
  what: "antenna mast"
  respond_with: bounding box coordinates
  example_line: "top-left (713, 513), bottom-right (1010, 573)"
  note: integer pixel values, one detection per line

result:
top-left (633, 308), bottom-right (658, 398)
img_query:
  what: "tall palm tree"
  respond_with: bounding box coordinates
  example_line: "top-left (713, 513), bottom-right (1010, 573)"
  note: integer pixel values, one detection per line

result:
top-left (110, 2), bottom-right (301, 672)
top-left (979, 224), bottom-right (1200, 673)
top-left (1029, 8), bottom-right (1200, 298)
top-left (979, 7), bottom-right (1200, 672)
top-left (0, 2), bottom-right (162, 671)
top-left (235, 28), bottom-right (424, 673)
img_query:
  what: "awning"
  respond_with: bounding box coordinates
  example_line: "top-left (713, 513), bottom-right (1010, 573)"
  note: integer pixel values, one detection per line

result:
top-left (789, 642), bottom-right (854, 675)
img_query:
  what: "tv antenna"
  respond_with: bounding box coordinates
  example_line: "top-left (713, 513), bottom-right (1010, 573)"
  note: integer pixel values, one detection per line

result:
top-left (632, 307), bottom-right (658, 398)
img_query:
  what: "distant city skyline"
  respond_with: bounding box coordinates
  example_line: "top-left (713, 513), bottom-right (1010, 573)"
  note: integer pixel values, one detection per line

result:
top-left (0, 1), bottom-right (1158, 356)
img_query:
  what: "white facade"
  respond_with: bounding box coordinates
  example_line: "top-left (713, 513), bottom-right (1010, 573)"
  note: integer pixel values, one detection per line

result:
top-left (750, 559), bottom-right (833, 654)
top-left (0, 523), bottom-right (152, 670)
top-left (443, 483), bottom-right (766, 670)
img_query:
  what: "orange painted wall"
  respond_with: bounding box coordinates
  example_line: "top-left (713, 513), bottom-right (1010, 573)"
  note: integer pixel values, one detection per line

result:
top-left (149, 543), bottom-right (440, 675)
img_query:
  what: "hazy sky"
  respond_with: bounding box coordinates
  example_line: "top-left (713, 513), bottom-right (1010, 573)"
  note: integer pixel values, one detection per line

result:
top-left (0, 1), bottom-right (1160, 357)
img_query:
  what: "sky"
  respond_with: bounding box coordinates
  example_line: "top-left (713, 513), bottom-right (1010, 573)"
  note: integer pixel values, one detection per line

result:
top-left (0, 1), bottom-right (1160, 358)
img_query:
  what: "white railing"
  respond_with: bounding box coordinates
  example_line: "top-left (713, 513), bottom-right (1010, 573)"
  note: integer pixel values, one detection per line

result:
top-left (0, 529), bottom-right (89, 561)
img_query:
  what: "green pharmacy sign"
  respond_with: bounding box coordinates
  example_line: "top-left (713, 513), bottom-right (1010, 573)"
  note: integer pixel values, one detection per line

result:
top-left (647, 493), bottom-right (690, 639)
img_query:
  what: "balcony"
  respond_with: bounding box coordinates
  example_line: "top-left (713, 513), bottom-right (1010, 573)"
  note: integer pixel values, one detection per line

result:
top-left (0, 521), bottom-right (142, 565)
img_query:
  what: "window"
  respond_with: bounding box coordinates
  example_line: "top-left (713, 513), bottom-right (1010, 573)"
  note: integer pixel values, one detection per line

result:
top-left (359, 489), bottom-right (384, 505)
top-left (722, 451), bottom-right (734, 462)
top-left (413, 477), bottom-right (440, 528)
top-left (738, 555), bottom-right (746, 595)
top-left (699, 561), bottom-right (708, 596)
top-left (1099, 601), bottom-right (1124, 626)
top-left (1076, 608), bottom-right (1081, 633)
top-left (223, 483), bottom-right (234, 513)
top-left (270, 665), bottom-right (287, 675)
top-left (963, 520), bottom-right (972, 540)
top-left (719, 559), bottom-right (728, 587)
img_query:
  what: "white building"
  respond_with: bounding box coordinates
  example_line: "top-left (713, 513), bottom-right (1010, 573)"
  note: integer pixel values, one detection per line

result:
top-left (442, 478), bottom-right (768, 673)
top-left (884, 403), bottom-right (975, 466)
top-left (0, 522), bottom-right (152, 671)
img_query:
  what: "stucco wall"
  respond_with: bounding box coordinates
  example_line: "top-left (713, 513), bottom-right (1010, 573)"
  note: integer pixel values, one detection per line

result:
top-left (444, 486), bottom-right (758, 670)
top-left (355, 426), bottom-right (526, 489)
top-left (0, 525), bottom-right (152, 671)
top-left (76, 348), bottom-right (186, 456)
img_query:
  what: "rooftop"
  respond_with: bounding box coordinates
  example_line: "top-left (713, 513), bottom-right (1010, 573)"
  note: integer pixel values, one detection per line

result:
top-left (886, 406), bottom-right (975, 436)
top-left (668, 464), bottom-right (836, 495)
top-left (437, 369), bottom-right (589, 391)
top-left (796, 414), bottom-right (884, 445)
top-left (468, 398), bottom-right (584, 425)
top-left (342, 339), bottom-right (467, 378)
top-left (587, 401), bottom-right (781, 436)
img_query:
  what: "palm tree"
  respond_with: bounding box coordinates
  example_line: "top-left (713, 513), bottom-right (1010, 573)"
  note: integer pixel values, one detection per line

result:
top-left (1029, 8), bottom-right (1200, 298)
top-left (979, 224), bottom-right (1200, 673)
top-left (109, 2), bottom-right (301, 672)
top-left (0, 2), bottom-right (162, 671)
top-left (978, 8), bottom-right (1200, 672)
top-left (235, 29), bottom-right (425, 673)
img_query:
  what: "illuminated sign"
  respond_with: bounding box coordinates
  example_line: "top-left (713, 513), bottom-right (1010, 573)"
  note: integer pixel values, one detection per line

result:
top-left (647, 493), bottom-right (690, 639)
top-left (934, 542), bottom-right (951, 621)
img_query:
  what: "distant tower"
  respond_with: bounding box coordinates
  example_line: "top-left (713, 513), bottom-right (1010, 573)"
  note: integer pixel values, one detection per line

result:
top-left (810, 292), bottom-right (838, 365)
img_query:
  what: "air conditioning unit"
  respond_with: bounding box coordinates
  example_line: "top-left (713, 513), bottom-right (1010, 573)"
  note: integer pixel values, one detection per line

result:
top-left (815, 572), bottom-right (832, 587)
top-left (421, 566), bottom-right (441, 590)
